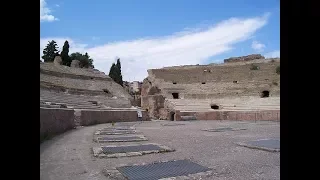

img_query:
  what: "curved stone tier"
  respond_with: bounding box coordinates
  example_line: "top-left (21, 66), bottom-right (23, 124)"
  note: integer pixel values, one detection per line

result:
top-left (141, 57), bottom-right (280, 120)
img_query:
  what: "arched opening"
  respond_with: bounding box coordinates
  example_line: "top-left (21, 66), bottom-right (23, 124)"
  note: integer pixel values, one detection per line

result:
top-left (172, 93), bottom-right (179, 99)
top-left (170, 112), bottom-right (175, 121)
top-left (260, 90), bottom-right (270, 98)
top-left (210, 104), bottom-right (220, 109)
top-left (103, 89), bottom-right (110, 94)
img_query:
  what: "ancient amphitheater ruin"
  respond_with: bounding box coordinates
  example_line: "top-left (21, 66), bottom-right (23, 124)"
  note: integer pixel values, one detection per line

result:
top-left (40, 58), bottom-right (148, 141)
top-left (40, 54), bottom-right (280, 180)
top-left (141, 54), bottom-right (280, 121)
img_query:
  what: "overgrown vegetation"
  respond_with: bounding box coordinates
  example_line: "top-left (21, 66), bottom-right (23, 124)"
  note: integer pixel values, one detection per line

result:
top-left (70, 52), bottom-right (94, 68)
top-left (250, 64), bottom-right (260, 70)
top-left (276, 66), bottom-right (280, 74)
top-left (42, 40), bottom-right (94, 68)
top-left (109, 58), bottom-right (124, 86)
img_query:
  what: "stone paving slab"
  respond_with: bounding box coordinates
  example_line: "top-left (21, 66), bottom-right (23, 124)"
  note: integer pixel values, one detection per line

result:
top-left (202, 127), bottom-right (247, 132)
top-left (101, 127), bottom-right (135, 131)
top-left (93, 135), bottom-right (148, 143)
top-left (161, 123), bottom-right (186, 126)
top-left (236, 138), bottom-right (280, 152)
top-left (95, 130), bottom-right (137, 135)
top-left (92, 143), bottom-right (175, 158)
top-left (102, 159), bottom-right (214, 180)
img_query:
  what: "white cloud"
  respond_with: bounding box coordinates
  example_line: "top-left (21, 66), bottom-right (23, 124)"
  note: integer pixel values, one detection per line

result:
top-left (40, 0), bottom-right (58, 22)
top-left (55, 4), bottom-right (60, 7)
top-left (40, 13), bottom-right (269, 81)
top-left (265, 50), bottom-right (280, 58)
top-left (251, 40), bottom-right (266, 52)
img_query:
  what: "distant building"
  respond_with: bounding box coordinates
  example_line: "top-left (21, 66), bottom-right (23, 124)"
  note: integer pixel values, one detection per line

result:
top-left (123, 81), bottom-right (142, 95)
top-left (130, 81), bottom-right (142, 94)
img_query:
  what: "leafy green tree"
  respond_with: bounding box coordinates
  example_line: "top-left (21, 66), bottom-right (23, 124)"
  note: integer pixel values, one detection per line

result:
top-left (42, 40), bottom-right (59, 62)
top-left (69, 52), bottom-right (94, 68)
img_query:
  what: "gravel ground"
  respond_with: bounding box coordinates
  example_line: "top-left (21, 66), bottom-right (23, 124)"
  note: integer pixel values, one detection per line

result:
top-left (40, 120), bottom-right (280, 180)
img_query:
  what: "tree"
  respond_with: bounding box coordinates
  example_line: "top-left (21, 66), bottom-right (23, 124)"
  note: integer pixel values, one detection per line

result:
top-left (109, 63), bottom-right (116, 81)
top-left (115, 58), bottom-right (123, 86)
top-left (61, 40), bottom-right (71, 66)
top-left (42, 40), bottom-right (59, 62)
top-left (108, 58), bottom-right (124, 86)
top-left (69, 52), bottom-right (94, 68)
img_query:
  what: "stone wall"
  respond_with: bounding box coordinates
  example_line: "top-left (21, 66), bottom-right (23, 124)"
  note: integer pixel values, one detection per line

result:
top-left (224, 54), bottom-right (265, 63)
top-left (40, 108), bottom-right (75, 142)
top-left (141, 57), bottom-right (280, 120)
top-left (80, 110), bottom-right (150, 126)
top-left (145, 59), bottom-right (280, 99)
top-left (40, 63), bottom-right (108, 78)
top-left (148, 59), bottom-right (279, 84)
top-left (176, 110), bottom-right (280, 121)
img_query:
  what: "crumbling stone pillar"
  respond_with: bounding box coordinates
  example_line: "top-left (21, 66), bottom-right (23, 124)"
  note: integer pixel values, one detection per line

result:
top-left (53, 56), bottom-right (62, 65)
top-left (174, 110), bottom-right (181, 121)
top-left (71, 60), bottom-right (80, 68)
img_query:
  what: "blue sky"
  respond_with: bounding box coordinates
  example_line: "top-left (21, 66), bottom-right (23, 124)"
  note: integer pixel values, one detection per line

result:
top-left (40, 0), bottom-right (280, 81)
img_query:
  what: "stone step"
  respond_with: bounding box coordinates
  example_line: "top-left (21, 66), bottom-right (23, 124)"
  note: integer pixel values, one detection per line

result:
top-left (180, 116), bottom-right (197, 120)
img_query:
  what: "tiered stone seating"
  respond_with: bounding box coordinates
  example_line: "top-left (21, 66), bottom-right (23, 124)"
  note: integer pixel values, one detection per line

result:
top-left (168, 97), bottom-right (280, 112)
top-left (40, 89), bottom-right (133, 109)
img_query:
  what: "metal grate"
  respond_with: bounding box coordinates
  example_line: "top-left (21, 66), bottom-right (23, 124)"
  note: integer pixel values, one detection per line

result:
top-left (247, 139), bottom-right (280, 149)
top-left (117, 160), bottom-right (211, 180)
top-left (98, 136), bottom-right (144, 141)
top-left (103, 127), bottom-right (134, 130)
top-left (99, 130), bottom-right (136, 135)
top-left (205, 127), bottom-right (233, 132)
top-left (102, 144), bottom-right (164, 154)
top-left (162, 123), bottom-right (185, 126)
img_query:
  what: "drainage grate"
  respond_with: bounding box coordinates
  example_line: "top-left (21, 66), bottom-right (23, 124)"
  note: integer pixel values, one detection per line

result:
top-left (117, 160), bottom-right (211, 180)
top-left (97, 136), bottom-right (146, 142)
top-left (98, 130), bottom-right (136, 135)
top-left (204, 127), bottom-right (234, 132)
top-left (247, 139), bottom-right (280, 149)
top-left (103, 127), bottom-right (134, 130)
top-left (162, 123), bottom-right (185, 126)
top-left (102, 144), bottom-right (164, 154)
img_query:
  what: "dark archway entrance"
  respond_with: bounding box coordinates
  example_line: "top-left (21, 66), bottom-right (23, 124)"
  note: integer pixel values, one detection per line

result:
top-left (261, 90), bottom-right (270, 98)
top-left (170, 112), bottom-right (175, 121)
top-left (210, 104), bottom-right (220, 109)
top-left (172, 93), bottom-right (179, 99)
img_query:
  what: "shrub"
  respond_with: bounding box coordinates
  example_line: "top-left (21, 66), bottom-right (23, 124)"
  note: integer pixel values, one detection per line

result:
top-left (276, 66), bottom-right (280, 74)
top-left (250, 64), bottom-right (259, 70)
